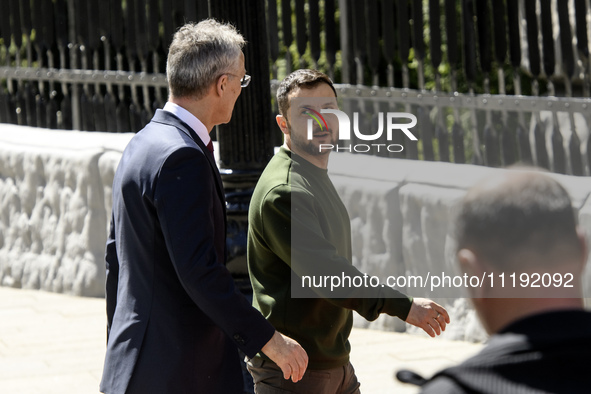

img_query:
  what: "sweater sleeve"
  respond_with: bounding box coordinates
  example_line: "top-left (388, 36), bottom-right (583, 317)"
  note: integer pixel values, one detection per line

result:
top-left (260, 183), bottom-right (413, 321)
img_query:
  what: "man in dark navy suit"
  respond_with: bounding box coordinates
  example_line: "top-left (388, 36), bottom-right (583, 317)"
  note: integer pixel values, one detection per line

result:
top-left (100, 20), bottom-right (308, 394)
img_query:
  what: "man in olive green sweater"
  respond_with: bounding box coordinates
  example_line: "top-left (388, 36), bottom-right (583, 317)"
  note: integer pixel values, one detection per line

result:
top-left (247, 69), bottom-right (450, 394)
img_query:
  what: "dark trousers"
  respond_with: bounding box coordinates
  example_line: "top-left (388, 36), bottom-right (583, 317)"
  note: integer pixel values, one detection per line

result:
top-left (246, 357), bottom-right (361, 394)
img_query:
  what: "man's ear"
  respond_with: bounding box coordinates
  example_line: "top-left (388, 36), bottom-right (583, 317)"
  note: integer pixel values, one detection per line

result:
top-left (457, 248), bottom-right (486, 298)
top-left (458, 248), bottom-right (478, 273)
top-left (276, 115), bottom-right (289, 135)
top-left (216, 74), bottom-right (228, 97)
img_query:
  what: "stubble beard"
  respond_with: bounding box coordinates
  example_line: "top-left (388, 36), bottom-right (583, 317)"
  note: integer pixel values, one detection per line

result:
top-left (289, 124), bottom-right (336, 156)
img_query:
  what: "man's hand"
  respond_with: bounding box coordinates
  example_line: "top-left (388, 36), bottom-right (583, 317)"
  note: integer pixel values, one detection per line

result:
top-left (405, 298), bottom-right (450, 337)
top-left (261, 331), bottom-right (309, 382)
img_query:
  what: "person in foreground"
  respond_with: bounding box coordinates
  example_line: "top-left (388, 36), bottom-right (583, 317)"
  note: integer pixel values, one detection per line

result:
top-left (246, 69), bottom-right (450, 394)
top-left (400, 170), bottom-right (591, 393)
top-left (100, 20), bottom-right (307, 394)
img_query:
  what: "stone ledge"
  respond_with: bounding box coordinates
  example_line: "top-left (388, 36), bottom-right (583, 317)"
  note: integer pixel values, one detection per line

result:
top-left (0, 125), bottom-right (589, 341)
top-left (0, 124), bottom-right (133, 296)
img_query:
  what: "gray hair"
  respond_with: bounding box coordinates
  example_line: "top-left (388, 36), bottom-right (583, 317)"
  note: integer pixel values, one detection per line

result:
top-left (166, 19), bottom-right (245, 99)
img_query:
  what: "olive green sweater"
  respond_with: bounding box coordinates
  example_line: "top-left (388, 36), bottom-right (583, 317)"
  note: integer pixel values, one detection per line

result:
top-left (247, 147), bottom-right (412, 370)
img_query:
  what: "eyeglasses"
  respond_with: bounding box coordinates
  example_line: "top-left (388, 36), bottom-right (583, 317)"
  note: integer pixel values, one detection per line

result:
top-left (226, 73), bottom-right (251, 88)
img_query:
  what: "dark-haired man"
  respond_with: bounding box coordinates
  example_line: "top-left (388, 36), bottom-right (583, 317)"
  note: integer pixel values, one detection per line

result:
top-left (246, 69), bottom-right (450, 393)
top-left (401, 170), bottom-right (591, 393)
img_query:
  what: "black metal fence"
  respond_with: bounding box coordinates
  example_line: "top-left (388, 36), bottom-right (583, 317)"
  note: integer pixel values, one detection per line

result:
top-left (268, 0), bottom-right (590, 96)
top-left (1, 0), bottom-right (591, 174)
top-left (266, 0), bottom-right (591, 175)
top-left (0, 0), bottom-right (208, 131)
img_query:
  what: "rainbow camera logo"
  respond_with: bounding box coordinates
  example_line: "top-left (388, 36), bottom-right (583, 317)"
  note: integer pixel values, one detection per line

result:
top-left (303, 106), bottom-right (328, 139)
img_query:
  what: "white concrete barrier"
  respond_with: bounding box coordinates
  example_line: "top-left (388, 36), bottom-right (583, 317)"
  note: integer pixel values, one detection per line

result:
top-left (0, 125), bottom-right (589, 340)
top-left (329, 152), bottom-right (591, 341)
top-left (0, 124), bottom-right (133, 296)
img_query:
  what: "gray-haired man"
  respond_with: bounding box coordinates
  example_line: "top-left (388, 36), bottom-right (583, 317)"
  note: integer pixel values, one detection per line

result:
top-left (100, 20), bottom-right (307, 394)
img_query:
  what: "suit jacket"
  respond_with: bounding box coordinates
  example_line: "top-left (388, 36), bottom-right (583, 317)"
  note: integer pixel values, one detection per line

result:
top-left (100, 110), bottom-right (275, 394)
top-left (405, 310), bottom-right (591, 394)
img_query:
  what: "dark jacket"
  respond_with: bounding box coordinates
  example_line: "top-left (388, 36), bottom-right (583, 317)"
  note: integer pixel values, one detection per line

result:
top-left (401, 310), bottom-right (591, 394)
top-left (100, 110), bottom-right (275, 394)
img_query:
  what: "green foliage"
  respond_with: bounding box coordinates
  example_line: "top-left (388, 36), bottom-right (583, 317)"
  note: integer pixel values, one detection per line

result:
top-left (271, 0), bottom-right (535, 97)
top-left (274, 0), bottom-right (342, 82)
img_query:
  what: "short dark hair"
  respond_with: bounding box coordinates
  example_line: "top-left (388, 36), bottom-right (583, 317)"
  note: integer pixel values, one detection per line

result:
top-left (456, 171), bottom-right (581, 270)
top-left (276, 69), bottom-right (337, 117)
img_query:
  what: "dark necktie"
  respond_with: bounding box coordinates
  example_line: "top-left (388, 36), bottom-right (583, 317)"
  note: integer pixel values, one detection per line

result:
top-left (206, 140), bottom-right (214, 155)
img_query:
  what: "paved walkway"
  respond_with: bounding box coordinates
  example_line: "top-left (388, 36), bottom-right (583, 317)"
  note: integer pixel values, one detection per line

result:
top-left (0, 287), bottom-right (483, 394)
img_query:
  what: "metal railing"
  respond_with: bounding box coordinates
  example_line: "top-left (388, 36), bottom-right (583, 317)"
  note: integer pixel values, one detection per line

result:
top-left (272, 80), bottom-right (591, 176)
top-left (1, 0), bottom-right (591, 175)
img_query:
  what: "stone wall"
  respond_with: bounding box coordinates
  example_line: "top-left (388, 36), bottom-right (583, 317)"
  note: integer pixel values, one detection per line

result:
top-left (1, 125), bottom-right (590, 341)
top-left (0, 125), bottom-right (133, 296)
top-left (328, 152), bottom-right (591, 341)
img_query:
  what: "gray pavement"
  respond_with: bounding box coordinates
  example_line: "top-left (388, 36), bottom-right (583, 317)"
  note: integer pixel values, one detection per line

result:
top-left (0, 287), bottom-right (482, 394)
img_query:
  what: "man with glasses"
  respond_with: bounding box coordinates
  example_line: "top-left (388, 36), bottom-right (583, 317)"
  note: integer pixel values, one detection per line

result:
top-left (100, 20), bottom-right (307, 394)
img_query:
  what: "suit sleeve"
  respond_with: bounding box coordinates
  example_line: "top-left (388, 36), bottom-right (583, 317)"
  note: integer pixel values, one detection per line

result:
top-left (105, 214), bottom-right (118, 342)
top-left (261, 184), bottom-right (413, 321)
top-left (154, 147), bottom-right (275, 358)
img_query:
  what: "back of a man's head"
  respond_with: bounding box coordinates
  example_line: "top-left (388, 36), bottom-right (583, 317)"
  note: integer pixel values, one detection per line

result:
top-left (166, 19), bottom-right (245, 100)
top-left (456, 169), bottom-right (583, 271)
